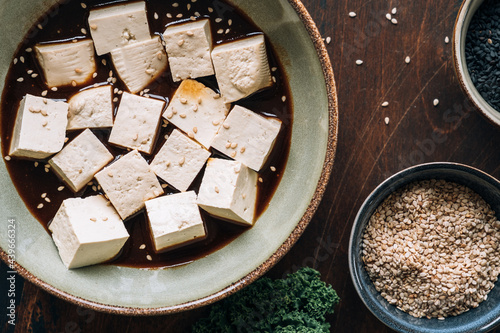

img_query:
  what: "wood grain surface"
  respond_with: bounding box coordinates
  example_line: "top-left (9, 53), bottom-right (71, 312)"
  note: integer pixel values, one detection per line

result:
top-left (3, 0), bottom-right (500, 332)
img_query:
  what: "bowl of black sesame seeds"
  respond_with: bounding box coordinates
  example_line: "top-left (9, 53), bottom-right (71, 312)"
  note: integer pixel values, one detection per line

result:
top-left (349, 162), bottom-right (500, 333)
top-left (454, 0), bottom-right (500, 127)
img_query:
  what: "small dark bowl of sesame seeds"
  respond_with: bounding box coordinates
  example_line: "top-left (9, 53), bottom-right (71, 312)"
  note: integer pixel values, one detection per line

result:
top-left (454, 0), bottom-right (500, 127)
top-left (349, 162), bottom-right (500, 333)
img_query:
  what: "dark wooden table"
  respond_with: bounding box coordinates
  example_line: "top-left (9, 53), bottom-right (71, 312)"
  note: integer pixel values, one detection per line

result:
top-left (3, 0), bottom-right (500, 332)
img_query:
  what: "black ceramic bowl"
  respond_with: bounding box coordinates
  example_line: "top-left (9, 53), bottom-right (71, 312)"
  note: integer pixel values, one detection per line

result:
top-left (349, 162), bottom-right (500, 333)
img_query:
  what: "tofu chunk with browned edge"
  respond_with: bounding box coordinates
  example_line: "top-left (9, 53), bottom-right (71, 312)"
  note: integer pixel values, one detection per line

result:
top-left (197, 158), bottom-right (257, 226)
top-left (49, 195), bottom-right (129, 269)
top-left (49, 129), bottom-right (113, 192)
top-left (88, 1), bottom-right (151, 56)
top-left (145, 191), bottom-right (206, 252)
top-left (163, 19), bottom-right (214, 82)
top-left (67, 86), bottom-right (114, 130)
top-left (211, 105), bottom-right (282, 171)
top-left (9, 94), bottom-right (68, 159)
top-left (150, 129), bottom-right (211, 192)
top-left (35, 40), bottom-right (96, 88)
top-left (108, 92), bottom-right (165, 154)
top-left (163, 79), bottom-right (230, 149)
top-left (111, 37), bottom-right (168, 93)
top-left (211, 34), bottom-right (272, 103)
top-left (95, 150), bottom-right (163, 220)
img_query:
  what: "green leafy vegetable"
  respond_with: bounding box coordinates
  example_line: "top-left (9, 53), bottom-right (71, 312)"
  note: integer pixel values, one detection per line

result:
top-left (192, 267), bottom-right (340, 333)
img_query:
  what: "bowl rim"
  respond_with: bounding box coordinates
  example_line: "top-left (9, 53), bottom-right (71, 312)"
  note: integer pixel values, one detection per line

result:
top-left (452, 0), bottom-right (500, 128)
top-left (0, 0), bottom-right (339, 316)
top-left (349, 162), bottom-right (500, 333)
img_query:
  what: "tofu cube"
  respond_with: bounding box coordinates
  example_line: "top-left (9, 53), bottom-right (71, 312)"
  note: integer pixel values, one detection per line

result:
top-left (163, 79), bottom-right (230, 149)
top-left (163, 19), bottom-right (214, 82)
top-left (108, 92), bottom-right (165, 154)
top-left (150, 129), bottom-right (211, 192)
top-left (211, 105), bottom-right (282, 171)
top-left (211, 34), bottom-right (272, 103)
top-left (111, 37), bottom-right (168, 93)
top-left (49, 195), bottom-right (129, 269)
top-left (35, 40), bottom-right (96, 88)
top-left (95, 150), bottom-right (163, 220)
top-left (197, 158), bottom-right (257, 226)
top-left (49, 129), bottom-right (113, 192)
top-left (9, 94), bottom-right (68, 159)
top-left (88, 1), bottom-right (151, 56)
top-left (145, 191), bottom-right (206, 252)
top-left (67, 86), bottom-right (114, 130)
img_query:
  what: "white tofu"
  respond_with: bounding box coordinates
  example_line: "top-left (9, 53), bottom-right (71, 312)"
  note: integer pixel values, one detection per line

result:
top-left (145, 191), bottom-right (206, 252)
top-left (111, 37), bottom-right (168, 93)
top-left (35, 40), bottom-right (96, 88)
top-left (9, 94), bottom-right (68, 159)
top-left (108, 92), bottom-right (165, 154)
top-left (49, 195), bottom-right (129, 269)
top-left (67, 86), bottom-right (114, 130)
top-left (95, 150), bottom-right (163, 220)
top-left (163, 19), bottom-right (214, 82)
top-left (211, 106), bottom-right (281, 171)
top-left (163, 79), bottom-right (230, 149)
top-left (88, 1), bottom-right (151, 56)
top-left (49, 129), bottom-right (113, 192)
top-left (197, 158), bottom-right (257, 226)
top-left (211, 34), bottom-right (272, 103)
top-left (150, 129), bottom-right (210, 192)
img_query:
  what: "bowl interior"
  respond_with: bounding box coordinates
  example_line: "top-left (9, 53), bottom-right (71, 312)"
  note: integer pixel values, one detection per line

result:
top-left (0, 0), bottom-right (335, 312)
top-left (349, 163), bottom-right (500, 333)
top-left (454, 0), bottom-right (500, 127)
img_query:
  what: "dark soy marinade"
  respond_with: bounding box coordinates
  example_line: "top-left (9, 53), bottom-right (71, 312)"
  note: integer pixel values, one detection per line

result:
top-left (0, 0), bottom-right (292, 269)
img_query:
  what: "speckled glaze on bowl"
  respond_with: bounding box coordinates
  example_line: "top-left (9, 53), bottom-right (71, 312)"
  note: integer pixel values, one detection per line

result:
top-left (349, 162), bottom-right (500, 333)
top-left (0, 0), bottom-right (338, 314)
top-left (453, 0), bottom-right (500, 128)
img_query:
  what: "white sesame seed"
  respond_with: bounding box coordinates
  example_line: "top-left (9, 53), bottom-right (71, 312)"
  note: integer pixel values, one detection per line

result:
top-left (208, 7), bottom-right (213, 13)
top-left (31, 73), bottom-right (38, 78)
top-left (41, 90), bottom-right (48, 96)
top-left (81, 28), bottom-right (87, 34)
top-left (167, 13), bottom-right (172, 18)
top-left (17, 77), bottom-right (24, 82)
top-left (34, 162), bottom-right (39, 167)
top-left (51, 87), bottom-right (58, 92)
top-left (405, 56), bottom-right (411, 64)
top-left (445, 36), bottom-right (450, 44)
top-left (228, 19), bottom-right (232, 26)
top-left (391, 18), bottom-right (398, 25)
top-left (386, 13), bottom-right (392, 20)
top-left (270, 166), bottom-right (276, 172)
top-left (258, 177), bottom-right (264, 183)
top-left (146, 255), bottom-right (152, 261)
top-left (326, 36), bottom-right (331, 44)
top-left (81, 2), bottom-right (87, 8)
top-left (20, 56), bottom-right (25, 63)
top-left (217, 29), bottom-right (224, 34)
top-left (349, 11), bottom-right (356, 18)
top-left (282, 96), bottom-right (287, 102)
top-left (176, 13), bottom-right (183, 18)
top-left (37, 203), bottom-right (44, 209)
top-left (433, 99), bottom-right (440, 106)
top-left (45, 197), bottom-right (51, 203)
top-left (381, 101), bottom-right (389, 107)
top-left (57, 186), bottom-right (65, 191)
top-left (4, 156), bottom-right (11, 161)
top-left (13, 58), bottom-right (18, 65)
top-left (356, 59), bottom-right (364, 65)
top-left (215, 18), bottom-right (223, 23)
top-left (154, 12), bottom-right (159, 20)
top-left (392, 7), bottom-right (397, 15)
top-left (139, 244), bottom-right (146, 250)
top-left (384, 117), bottom-right (390, 125)
top-left (37, 24), bottom-right (43, 30)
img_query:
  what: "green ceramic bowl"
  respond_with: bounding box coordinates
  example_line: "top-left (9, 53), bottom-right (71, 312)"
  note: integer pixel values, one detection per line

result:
top-left (0, 0), bottom-right (338, 314)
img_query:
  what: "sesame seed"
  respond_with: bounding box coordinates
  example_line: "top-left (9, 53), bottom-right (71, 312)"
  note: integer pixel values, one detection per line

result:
top-left (326, 36), bottom-right (331, 44)
top-left (154, 12), bottom-right (159, 20)
top-left (41, 90), bottom-right (48, 96)
top-left (240, 147), bottom-right (246, 153)
top-left (37, 24), bottom-right (43, 30)
top-left (92, 185), bottom-right (97, 191)
top-left (37, 203), bottom-right (44, 209)
top-left (215, 186), bottom-right (220, 193)
top-left (31, 73), bottom-right (38, 78)
top-left (176, 13), bottom-right (183, 18)
top-left (381, 101), bottom-right (389, 107)
top-left (433, 99), bottom-right (440, 106)
top-left (166, 112), bottom-right (173, 119)
top-left (193, 127), bottom-right (198, 133)
top-left (180, 114), bottom-right (187, 118)
top-left (187, 3), bottom-right (191, 10)
top-left (208, 7), bottom-right (213, 12)
top-left (192, 104), bottom-right (198, 112)
top-left (90, 24), bottom-right (98, 30)
top-left (282, 96), bottom-right (287, 102)
top-left (213, 94), bottom-right (221, 99)
top-left (102, 59), bottom-right (107, 66)
top-left (146, 255), bottom-right (152, 261)
top-left (405, 56), bottom-right (411, 64)
top-left (225, 28), bottom-right (230, 34)
top-left (27, 69), bottom-right (33, 75)
top-left (270, 166), bottom-right (276, 172)
top-left (64, 137), bottom-right (69, 143)
top-left (225, 142), bottom-right (231, 149)
top-left (392, 7), bottom-right (397, 14)
top-left (223, 123), bottom-right (230, 129)
top-left (177, 39), bottom-right (185, 46)
top-left (258, 177), bottom-right (263, 183)
top-left (228, 19), bottom-right (233, 26)
top-left (384, 117), bottom-right (390, 125)
top-left (231, 142), bottom-right (238, 149)
top-left (102, 217), bottom-right (108, 221)
top-left (71, 80), bottom-right (77, 87)
top-left (215, 18), bottom-right (223, 23)
top-left (113, 97), bottom-right (119, 103)
top-left (349, 11), bottom-right (356, 18)
top-left (139, 244), bottom-right (146, 250)
top-left (212, 120), bottom-right (220, 126)
top-left (445, 36), bottom-right (450, 44)
top-left (242, 194), bottom-right (246, 199)
top-left (217, 29), bottom-right (224, 34)
top-left (81, 28), bottom-right (87, 34)
top-left (356, 60), bottom-right (364, 65)
top-left (57, 186), bottom-right (65, 191)
top-left (45, 197), bottom-right (51, 203)
top-left (42, 120), bottom-right (48, 127)
top-left (234, 166), bottom-right (241, 173)
top-left (272, 76), bottom-right (277, 83)
top-left (4, 156), bottom-right (11, 161)
top-left (188, 132), bottom-right (195, 138)
top-left (172, 2), bottom-right (179, 7)
top-left (34, 162), bottom-right (39, 167)
top-left (81, 2), bottom-right (87, 8)
top-left (230, 151), bottom-right (237, 158)
top-left (179, 157), bottom-right (185, 166)
top-left (17, 77), bottom-right (24, 82)
top-left (167, 13), bottom-right (172, 18)
top-left (20, 56), bottom-right (25, 63)
top-left (51, 87), bottom-right (58, 92)
top-left (13, 58), bottom-right (18, 65)
top-left (271, 67), bottom-right (277, 72)
top-left (161, 184), bottom-right (168, 188)
top-left (180, 98), bottom-right (187, 104)
top-left (391, 18), bottom-right (398, 25)
top-left (166, 161), bottom-right (171, 167)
